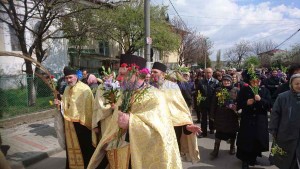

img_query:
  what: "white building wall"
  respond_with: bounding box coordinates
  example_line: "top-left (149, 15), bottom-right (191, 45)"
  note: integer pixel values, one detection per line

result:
top-left (0, 21), bottom-right (26, 76)
top-left (0, 2), bottom-right (69, 89)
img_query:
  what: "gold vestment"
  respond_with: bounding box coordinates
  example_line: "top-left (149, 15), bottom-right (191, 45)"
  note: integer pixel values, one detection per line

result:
top-left (92, 84), bottom-right (114, 146)
top-left (88, 86), bottom-right (182, 169)
top-left (161, 80), bottom-right (200, 163)
top-left (62, 81), bottom-right (94, 168)
top-left (62, 81), bottom-right (93, 129)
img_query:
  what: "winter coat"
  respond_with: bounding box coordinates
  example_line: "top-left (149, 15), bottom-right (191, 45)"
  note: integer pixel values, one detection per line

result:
top-left (269, 90), bottom-right (300, 169)
top-left (197, 78), bottom-right (219, 110)
top-left (264, 76), bottom-right (284, 97)
top-left (210, 86), bottom-right (239, 133)
top-left (177, 81), bottom-right (193, 107)
top-left (271, 82), bottom-right (290, 104)
top-left (236, 85), bottom-right (271, 153)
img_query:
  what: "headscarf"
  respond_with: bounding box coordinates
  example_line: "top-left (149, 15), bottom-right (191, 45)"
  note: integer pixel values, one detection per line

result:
top-left (289, 73), bottom-right (300, 93)
top-left (222, 74), bottom-right (233, 90)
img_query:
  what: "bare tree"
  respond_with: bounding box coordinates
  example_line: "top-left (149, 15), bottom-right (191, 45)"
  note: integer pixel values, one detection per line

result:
top-left (252, 40), bottom-right (277, 55)
top-left (0, 0), bottom-right (109, 105)
top-left (172, 17), bottom-right (213, 66)
top-left (290, 43), bottom-right (300, 64)
top-left (224, 40), bottom-right (252, 68)
top-left (215, 49), bottom-right (222, 70)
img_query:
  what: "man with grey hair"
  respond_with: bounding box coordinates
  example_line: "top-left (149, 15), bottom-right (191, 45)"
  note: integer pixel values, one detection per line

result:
top-left (197, 67), bottom-right (219, 137)
top-left (55, 66), bottom-right (95, 169)
top-left (151, 62), bottom-right (201, 163)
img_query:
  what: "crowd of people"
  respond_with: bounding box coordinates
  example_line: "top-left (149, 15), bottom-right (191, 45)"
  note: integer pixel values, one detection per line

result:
top-left (52, 55), bottom-right (300, 169)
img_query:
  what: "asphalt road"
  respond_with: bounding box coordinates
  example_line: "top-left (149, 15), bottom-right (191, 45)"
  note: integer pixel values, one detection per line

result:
top-left (26, 134), bottom-right (278, 169)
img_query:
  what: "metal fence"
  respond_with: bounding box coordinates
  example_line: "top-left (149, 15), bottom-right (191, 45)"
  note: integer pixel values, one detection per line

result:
top-left (0, 74), bottom-right (59, 119)
top-left (0, 72), bottom-right (101, 119)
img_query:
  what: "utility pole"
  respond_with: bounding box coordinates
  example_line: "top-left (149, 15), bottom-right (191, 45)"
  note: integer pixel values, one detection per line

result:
top-left (204, 39), bottom-right (207, 69)
top-left (144, 0), bottom-right (151, 69)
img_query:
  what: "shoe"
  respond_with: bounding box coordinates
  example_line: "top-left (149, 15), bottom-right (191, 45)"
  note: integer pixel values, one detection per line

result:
top-left (242, 161), bottom-right (249, 169)
top-left (209, 130), bottom-right (214, 134)
top-left (209, 139), bottom-right (221, 160)
top-left (195, 120), bottom-right (200, 123)
top-left (249, 160), bottom-right (257, 166)
top-left (197, 133), bottom-right (207, 138)
top-left (229, 138), bottom-right (236, 155)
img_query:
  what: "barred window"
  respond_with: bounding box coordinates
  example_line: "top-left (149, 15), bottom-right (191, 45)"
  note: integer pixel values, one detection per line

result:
top-left (99, 41), bottom-right (109, 56)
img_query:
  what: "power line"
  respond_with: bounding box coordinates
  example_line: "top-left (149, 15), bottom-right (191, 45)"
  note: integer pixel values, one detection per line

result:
top-left (213, 24), bottom-right (300, 47)
top-left (274, 27), bottom-right (300, 49)
top-left (169, 13), bottom-right (300, 21)
top-left (167, 0), bottom-right (188, 30)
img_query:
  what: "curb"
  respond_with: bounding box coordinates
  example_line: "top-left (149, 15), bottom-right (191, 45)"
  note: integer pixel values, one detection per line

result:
top-left (10, 147), bottom-right (63, 169)
top-left (23, 147), bottom-right (63, 167)
top-left (0, 109), bottom-right (57, 128)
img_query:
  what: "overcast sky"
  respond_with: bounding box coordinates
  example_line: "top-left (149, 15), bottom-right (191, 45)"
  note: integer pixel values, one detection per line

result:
top-left (152, 0), bottom-right (300, 60)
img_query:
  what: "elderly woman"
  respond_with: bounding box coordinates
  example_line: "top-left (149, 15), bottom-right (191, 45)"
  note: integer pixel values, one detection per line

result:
top-left (236, 69), bottom-right (271, 169)
top-left (269, 74), bottom-right (300, 169)
top-left (209, 74), bottom-right (239, 160)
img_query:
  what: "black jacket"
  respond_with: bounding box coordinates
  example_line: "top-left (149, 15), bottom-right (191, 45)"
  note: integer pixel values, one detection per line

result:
top-left (236, 85), bottom-right (271, 153)
top-left (177, 81), bottom-right (193, 107)
top-left (197, 77), bottom-right (219, 110)
top-left (210, 86), bottom-right (239, 133)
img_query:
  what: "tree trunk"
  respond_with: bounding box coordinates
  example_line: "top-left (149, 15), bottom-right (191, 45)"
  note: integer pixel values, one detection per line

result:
top-left (24, 60), bottom-right (36, 106)
top-left (21, 32), bottom-right (36, 106)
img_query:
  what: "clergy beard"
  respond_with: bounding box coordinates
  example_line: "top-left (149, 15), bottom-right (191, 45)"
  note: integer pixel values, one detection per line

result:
top-left (68, 81), bottom-right (77, 87)
top-left (150, 76), bottom-right (164, 88)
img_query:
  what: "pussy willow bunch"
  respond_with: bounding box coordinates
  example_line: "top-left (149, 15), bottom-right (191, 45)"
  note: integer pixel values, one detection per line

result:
top-left (216, 88), bottom-right (230, 106)
top-left (271, 140), bottom-right (287, 157)
top-left (196, 91), bottom-right (206, 104)
top-left (248, 64), bottom-right (259, 95)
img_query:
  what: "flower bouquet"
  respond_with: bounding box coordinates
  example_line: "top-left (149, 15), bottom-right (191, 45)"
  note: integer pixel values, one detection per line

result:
top-left (269, 139), bottom-right (287, 165)
top-left (248, 64), bottom-right (259, 95)
top-left (101, 66), bottom-right (120, 106)
top-left (216, 88), bottom-right (230, 106)
top-left (116, 63), bottom-right (149, 147)
top-left (196, 90), bottom-right (206, 104)
top-left (270, 142), bottom-right (287, 157)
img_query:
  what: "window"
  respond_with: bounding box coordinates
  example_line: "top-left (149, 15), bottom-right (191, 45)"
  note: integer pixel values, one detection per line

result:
top-left (99, 41), bottom-right (109, 56)
top-left (9, 25), bottom-right (21, 51)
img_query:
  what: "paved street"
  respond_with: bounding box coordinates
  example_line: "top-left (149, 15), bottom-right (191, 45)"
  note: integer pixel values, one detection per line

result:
top-left (1, 117), bottom-right (278, 169)
top-left (27, 135), bottom-right (278, 169)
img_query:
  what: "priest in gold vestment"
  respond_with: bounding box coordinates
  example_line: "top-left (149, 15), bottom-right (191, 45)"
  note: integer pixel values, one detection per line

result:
top-left (92, 83), bottom-right (115, 147)
top-left (56, 67), bottom-right (95, 169)
top-left (88, 55), bottom-right (183, 169)
top-left (151, 62), bottom-right (201, 163)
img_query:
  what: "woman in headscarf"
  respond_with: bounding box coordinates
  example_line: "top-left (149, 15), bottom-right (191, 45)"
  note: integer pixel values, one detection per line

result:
top-left (269, 73), bottom-right (300, 169)
top-left (209, 74), bottom-right (239, 160)
top-left (236, 69), bottom-right (271, 169)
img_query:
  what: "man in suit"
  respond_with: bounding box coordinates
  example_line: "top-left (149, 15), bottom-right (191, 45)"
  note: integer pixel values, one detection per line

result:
top-left (197, 67), bottom-right (219, 137)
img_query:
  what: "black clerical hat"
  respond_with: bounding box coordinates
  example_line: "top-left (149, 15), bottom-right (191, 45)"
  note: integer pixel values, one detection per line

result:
top-left (63, 66), bottom-right (77, 76)
top-left (152, 62), bottom-right (167, 73)
top-left (120, 54), bottom-right (146, 70)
